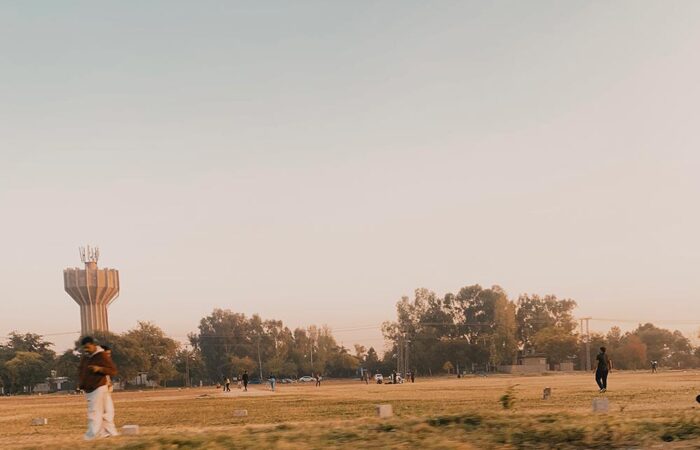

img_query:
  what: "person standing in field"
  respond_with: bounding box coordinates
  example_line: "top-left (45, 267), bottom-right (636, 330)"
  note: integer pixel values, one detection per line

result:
top-left (269, 374), bottom-right (276, 391)
top-left (225, 377), bottom-right (231, 392)
top-left (410, 371), bottom-right (415, 383)
top-left (594, 346), bottom-right (612, 393)
top-left (242, 370), bottom-right (249, 392)
top-left (651, 360), bottom-right (658, 373)
top-left (315, 373), bottom-right (322, 387)
top-left (78, 336), bottom-right (118, 440)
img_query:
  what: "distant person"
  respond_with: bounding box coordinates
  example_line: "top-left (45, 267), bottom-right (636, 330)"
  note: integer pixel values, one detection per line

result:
top-left (237, 373), bottom-right (242, 389)
top-left (392, 370), bottom-right (397, 384)
top-left (242, 370), bottom-right (249, 392)
top-left (651, 360), bottom-right (658, 373)
top-left (594, 346), bottom-right (612, 393)
top-left (269, 374), bottom-right (276, 392)
top-left (225, 377), bottom-right (231, 392)
top-left (364, 372), bottom-right (369, 385)
top-left (411, 371), bottom-right (415, 383)
top-left (315, 373), bottom-right (322, 387)
top-left (78, 336), bottom-right (118, 440)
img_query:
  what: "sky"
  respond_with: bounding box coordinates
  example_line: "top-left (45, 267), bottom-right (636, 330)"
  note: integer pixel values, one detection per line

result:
top-left (1, 1), bottom-right (700, 352)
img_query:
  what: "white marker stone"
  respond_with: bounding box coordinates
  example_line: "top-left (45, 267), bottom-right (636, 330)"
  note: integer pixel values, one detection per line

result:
top-left (31, 418), bottom-right (48, 426)
top-left (592, 397), bottom-right (609, 413)
top-left (233, 409), bottom-right (248, 417)
top-left (122, 424), bottom-right (140, 435)
top-left (376, 404), bottom-right (393, 418)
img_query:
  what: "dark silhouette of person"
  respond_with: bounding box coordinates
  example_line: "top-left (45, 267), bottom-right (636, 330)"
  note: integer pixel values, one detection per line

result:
top-left (594, 346), bottom-right (612, 392)
top-left (242, 370), bottom-right (249, 392)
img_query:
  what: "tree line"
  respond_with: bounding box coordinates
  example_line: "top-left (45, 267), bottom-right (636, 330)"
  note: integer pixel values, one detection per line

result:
top-left (381, 285), bottom-right (700, 374)
top-left (1, 287), bottom-right (699, 393)
top-left (0, 310), bottom-right (365, 393)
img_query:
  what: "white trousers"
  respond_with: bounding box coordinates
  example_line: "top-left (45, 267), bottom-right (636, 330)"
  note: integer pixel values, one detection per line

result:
top-left (84, 385), bottom-right (118, 440)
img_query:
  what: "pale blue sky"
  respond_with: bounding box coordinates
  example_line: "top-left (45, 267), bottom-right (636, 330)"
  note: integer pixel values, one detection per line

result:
top-left (2, 1), bottom-right (700, 351)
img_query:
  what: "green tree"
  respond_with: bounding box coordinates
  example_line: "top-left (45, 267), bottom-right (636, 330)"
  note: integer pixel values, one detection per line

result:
top-left (515, 295), bottom-right (577, 351)
top-left (532, 326), bottom-right (579, 365)
top-left (5, 352), bottom-right (48, 393)
top-left (124, 321), bottom-right (179, 386)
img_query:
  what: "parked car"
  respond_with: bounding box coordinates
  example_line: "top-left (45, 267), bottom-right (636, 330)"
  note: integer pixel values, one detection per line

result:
top-left (249, 378), bottom-right (261, 384)
top-left (374, 374), bottom-right (383, 384)
top-left (298, 376), bottom-right (314, 382)
top-left (280, 378), bottom-right (295, 384)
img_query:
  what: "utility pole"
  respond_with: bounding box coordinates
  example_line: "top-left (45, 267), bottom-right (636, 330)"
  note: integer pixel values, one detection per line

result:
top-left (257, 338), bottom-right (263, 381)
top-left (580, 317), bottom-right (592, 371)
top-left (404, 336), bottom-right (410, 377)
top-left (185, 346), bottom-right (191, 387)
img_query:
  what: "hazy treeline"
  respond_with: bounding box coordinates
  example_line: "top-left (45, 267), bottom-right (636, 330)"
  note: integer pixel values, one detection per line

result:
top-left (2, 286), bottom-right (699, 393)
top-left (0, 311), bottom-right (369, 393)
top-left (382, 285), bottom-right (700, 374)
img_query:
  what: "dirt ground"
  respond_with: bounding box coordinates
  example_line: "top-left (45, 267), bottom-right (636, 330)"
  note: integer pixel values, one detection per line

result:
top-left (1, 370), bottom-right (699, 449)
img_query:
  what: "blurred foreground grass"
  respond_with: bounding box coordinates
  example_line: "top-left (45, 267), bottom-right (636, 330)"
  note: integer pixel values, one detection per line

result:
top-left (1, 370), bottom-right (699, 449)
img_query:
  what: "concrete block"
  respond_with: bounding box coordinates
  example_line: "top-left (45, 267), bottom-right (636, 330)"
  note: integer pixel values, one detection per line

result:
top-left (592, 398), bottom-right (609, 413)
top-left (233, 409), bottom-right (248, 417)
top-left (542, 387), bottom-right (551, 400)
top-left (31, 418), bottom-right (48, 426)
top-left (376, 404), bottom-right (393, 418)
top-left (122, 424), bottom-right (140, 435)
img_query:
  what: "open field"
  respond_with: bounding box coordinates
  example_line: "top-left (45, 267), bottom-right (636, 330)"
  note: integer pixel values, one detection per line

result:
top-left (2, 370), bottom-right (700, 449)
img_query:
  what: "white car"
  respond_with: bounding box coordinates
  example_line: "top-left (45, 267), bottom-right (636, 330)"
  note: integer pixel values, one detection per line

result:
top-left (298, 376), bottom-right (315, 382)
top-left (374, 374), bottom-right (383, 384)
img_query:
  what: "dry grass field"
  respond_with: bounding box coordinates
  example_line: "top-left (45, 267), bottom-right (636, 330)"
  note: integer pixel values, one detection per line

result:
top-left (1, 370), bottom-right (700, 449)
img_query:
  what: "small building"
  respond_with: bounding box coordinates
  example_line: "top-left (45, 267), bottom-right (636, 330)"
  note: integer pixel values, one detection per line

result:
top-left (499, 354), bottom-right (548, 374)
top-left (34, 377), bottom-right (74, 394)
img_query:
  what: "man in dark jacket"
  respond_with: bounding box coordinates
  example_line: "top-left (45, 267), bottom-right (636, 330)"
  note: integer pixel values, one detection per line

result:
top-left (594, 346), bottom-right (612, 393)
top-left (78, 336), bottom-right (118, 440)
top-left (242, 370), bottom-right (249, 391)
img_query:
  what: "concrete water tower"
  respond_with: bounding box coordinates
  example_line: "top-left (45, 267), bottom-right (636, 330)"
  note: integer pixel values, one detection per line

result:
top-left (63, 246), bottom-right (120, 336)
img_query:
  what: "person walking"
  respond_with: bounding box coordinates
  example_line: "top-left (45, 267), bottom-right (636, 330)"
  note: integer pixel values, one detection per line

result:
top-left (651, 360), bottom-right (658, 373)
top-left (269, 374), bottom-right (276, 392)
top-left (78, 336), bottom-right (118, 440)
top-left (225, 377), bottom-right (231, 392)
top-left (410, 371), bottom-right (415, 383)
top-left (242, 370), bottom-right (249, 392)
top-left (594, 346), bottom-right (612, 393)
top-left (315, 373), bottom-right (321, 387)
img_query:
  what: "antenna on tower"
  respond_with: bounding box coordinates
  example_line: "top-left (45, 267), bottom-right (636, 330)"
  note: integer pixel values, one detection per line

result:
top-left (79, 245), bottom-right (100, 263)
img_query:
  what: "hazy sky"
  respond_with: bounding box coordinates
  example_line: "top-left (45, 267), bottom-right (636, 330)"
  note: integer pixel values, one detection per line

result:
top-left (2, 1), bottom-right (700, 352)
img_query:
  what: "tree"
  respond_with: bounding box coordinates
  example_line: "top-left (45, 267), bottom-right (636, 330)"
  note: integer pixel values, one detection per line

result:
top-left (4, 352), bottom-right (48, 393)
top-left (52, 349), bottom-right (81, 382)
top-left (610, 334), bottom-right (647, 370)
top-left (634, 323), bottom-right (693, 366)
top-left (365, 347), bottom-right (380, 373)
top-left (124, 322), bottom-right (179, 386)
top-left (0, 332), bottom-right (55, 393)
top-left (442, 361), bottom-right (454, 374)
top-left (516, 295), bottom-right (577, 351)
top-left (532, 326), bottom-right (579, 365)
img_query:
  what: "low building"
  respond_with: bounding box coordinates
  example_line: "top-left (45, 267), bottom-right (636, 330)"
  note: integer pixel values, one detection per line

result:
top-left (499, 354), bottom-right (548, 374)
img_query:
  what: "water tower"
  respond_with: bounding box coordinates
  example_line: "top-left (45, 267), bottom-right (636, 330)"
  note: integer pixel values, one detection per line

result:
top-left (63, 246), bottom-right (120, 336)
